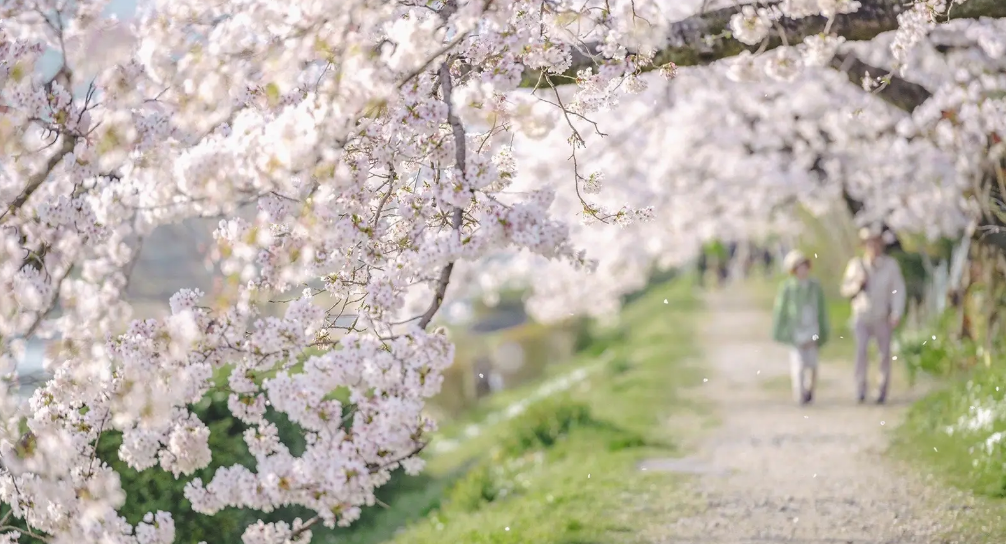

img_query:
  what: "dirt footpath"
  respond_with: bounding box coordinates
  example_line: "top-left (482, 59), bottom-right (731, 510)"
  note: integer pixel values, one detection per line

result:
top-left (648, 286), bottom-right (981, 544)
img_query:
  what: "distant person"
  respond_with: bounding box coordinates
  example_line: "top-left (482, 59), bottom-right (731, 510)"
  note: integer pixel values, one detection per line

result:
top-left (772, 250), bottom-right (830, 406)
top-left (762, 248), bottom-right (774, 277)
top-left (731, 242), bottom-right (752, 280)
top-left (726, 241), bottom-right (739, 281)
top-left (840, 225), bottom-right (906, 405)
top-left (704, 240), bottom-right (729, 288)
top-left (696, 251), bottom-right (708, 287)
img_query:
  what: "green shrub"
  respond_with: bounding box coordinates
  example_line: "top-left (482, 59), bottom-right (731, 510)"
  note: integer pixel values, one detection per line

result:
top-left (497, 397), bottom-right (593, 458)
top-left (98, 392), bottom-right (315, 543)
top-left (444, 454), bottom-right (544, 513)
top-left (441, 395), bottom-right (649, 516)
top-left (0, 391), bottom-right (285, 544)
top-left (606, 356), bottom-right (633, 376)
top-left (443, 398), bottom-right (593, 513)
top-left (896, 304), bottom-right (1001, 384)
top-left (575, 325), bottom-right (626, 359)
top-left (446, 398), bottom-right (593, 513)
top-left (444, 448), bottom-right (547, 510)
top-left (890, 250), bottom-right (929, 308)
top-left (571, 316), bottom-right (597, 353)
top-left (899, 330), bottom-right (953, 384)
top-left (447, 464), bottom-right (503, 511)
top-left (1, 390), bottom-right (428, 544)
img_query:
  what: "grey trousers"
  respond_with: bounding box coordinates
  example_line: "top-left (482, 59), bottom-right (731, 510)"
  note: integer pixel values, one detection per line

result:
top-left (854, 318), bottom-right (893, 399)
top-left (789, 344), bottom-right (819, 402)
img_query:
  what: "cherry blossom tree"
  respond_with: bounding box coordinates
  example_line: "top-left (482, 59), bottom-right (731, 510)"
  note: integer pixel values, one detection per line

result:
top-left (0, 0), bottom-right (1004, 543)
top-left (503, 1), bottom-right (1006, 321)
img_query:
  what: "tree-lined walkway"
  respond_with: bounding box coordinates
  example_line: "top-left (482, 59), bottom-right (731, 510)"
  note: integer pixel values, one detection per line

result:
top-left (651, 285), bottom-right (977, 544)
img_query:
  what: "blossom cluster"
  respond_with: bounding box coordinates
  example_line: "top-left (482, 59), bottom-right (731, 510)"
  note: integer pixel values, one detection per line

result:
top-left (0, 0), bottom-right (682, 541)
top-left (725, 0), bottom-right (858, 83)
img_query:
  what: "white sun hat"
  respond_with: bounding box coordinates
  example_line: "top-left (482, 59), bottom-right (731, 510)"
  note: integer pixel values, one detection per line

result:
top-left (858, 223), bottom-right (896, 244)
top-left (783, 249), bottom-right (810, 273)
top-left (858, 224), bottom-right (882, 241)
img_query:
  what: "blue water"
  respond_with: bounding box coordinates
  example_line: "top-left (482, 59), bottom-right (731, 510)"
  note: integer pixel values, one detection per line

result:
top-left (19, 341), bottom-right (45, 374)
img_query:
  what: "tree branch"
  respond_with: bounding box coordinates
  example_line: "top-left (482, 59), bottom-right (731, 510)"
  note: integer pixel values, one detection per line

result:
top-left (523, 0), bottom-right (1006, 88)
top-left (829, 51), bottom-right (933, 113)
top-left (0, 137), bottom-right (76, 224)
top-left (417, 60), bottom-right (466, 331)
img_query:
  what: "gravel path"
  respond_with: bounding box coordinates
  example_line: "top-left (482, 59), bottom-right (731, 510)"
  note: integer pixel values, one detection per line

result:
top-left (651, 286), bottom-right (969, 544)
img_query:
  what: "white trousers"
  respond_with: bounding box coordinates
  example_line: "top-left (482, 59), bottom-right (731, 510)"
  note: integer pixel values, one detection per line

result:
top-left (789, 344), bottom-right (819, 402)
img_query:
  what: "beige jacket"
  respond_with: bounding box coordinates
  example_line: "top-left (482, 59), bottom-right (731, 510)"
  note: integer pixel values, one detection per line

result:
top-left (840, 254), bottom-right (907, 324)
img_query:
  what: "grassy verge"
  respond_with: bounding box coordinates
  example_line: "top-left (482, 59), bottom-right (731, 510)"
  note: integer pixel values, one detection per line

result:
top-left (890, 306), bottom-right (1006, 543)
top-left (325, 278), bottom-right (704, 544)
top-left (892, 365), bottom-right (1006, 543)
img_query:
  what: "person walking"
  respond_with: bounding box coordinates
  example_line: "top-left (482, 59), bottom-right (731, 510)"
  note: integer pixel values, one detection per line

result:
top-left (696, 250), bottom-right (708, 288)
top-left (761, 246), bottom-right (774, 278)
top-left (772, 250), bottom-right (830, 405)
top-left (840, 225), bottom-right (907, 405)
top-left (703, 240), bottom-right (729, 288)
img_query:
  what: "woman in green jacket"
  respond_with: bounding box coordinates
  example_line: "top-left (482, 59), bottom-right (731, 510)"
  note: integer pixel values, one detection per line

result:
top-left (772, 250), bottom-right (830, 405)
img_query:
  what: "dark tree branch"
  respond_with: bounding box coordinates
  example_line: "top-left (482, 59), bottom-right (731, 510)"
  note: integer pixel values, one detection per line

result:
top-left (829, 52), bottom-right (933, 113)
top-left (523, 0), bottom-right (1006, 90)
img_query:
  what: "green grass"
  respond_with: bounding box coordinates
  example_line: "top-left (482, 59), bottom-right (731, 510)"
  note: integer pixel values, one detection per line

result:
top-left (323, 278), bottom-right (704, 544)
top-left (895, 381), bottom-right (1004, 496)
top-left (892, 366), bottom-right (1006, 543)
